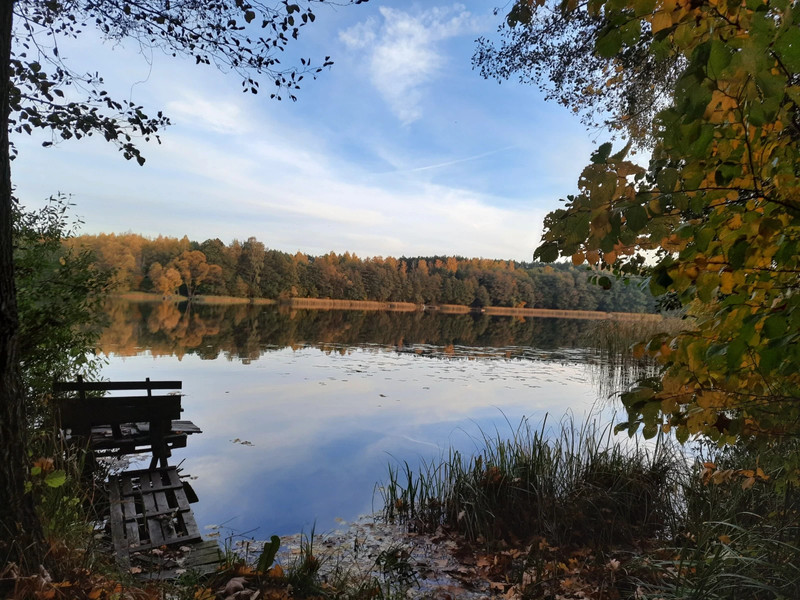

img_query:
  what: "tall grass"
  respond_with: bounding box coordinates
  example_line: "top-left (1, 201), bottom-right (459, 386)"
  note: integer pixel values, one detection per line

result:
top-left (632, 439), bottom-right (800, 599)
top-left (583, 317), bottom-right (685, 401)
top-left (380, 415), bottom-right (683, 549)
top-left (381, 420), bottom-right (800, 598)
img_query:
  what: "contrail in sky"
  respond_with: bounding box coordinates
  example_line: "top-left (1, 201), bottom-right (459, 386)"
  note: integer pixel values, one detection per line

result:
top-left (373, 145), bottom-right (517, 176)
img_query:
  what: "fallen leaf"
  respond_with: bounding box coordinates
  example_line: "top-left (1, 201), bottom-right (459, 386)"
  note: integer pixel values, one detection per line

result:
top-left (222, 576), bottom-right (247, 596)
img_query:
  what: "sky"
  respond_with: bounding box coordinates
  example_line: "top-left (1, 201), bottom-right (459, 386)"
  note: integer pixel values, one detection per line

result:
top-left (12, 1), bottom-right (604, 262)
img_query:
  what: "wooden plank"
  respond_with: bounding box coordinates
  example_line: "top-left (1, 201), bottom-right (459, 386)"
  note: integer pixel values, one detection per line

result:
top-left (120, 476), bottom-right (141, 549)
top-left (170, 420), bottom-right (202, 434)
top-left (54, 380), bottom-right (182, 392)
top-left (137, 420), bottom-right (202, 435)
top-left (166, 469), bottom-right (190, 510)
top-left (60, 397), bottom-right (182, 426)
top-left (151, 470), bottom-right (176, 539)
top-left (165, 468), bottom-right (201, 541)
top-left (126, 506), bottom-right (194, 520)
top-left (139, 472), bottom-right (166, 548)
top-left (184, 543), bottom-right (222, 564)
top-left (130, 533), bottom-right (205, 553)
top-left (89, 432), bottom-right (188, 452)
top-left (108, 476), bottom-right (129, 563)
top-left (179, 511), bottom-right (202, 542)
top-left (120, 465), bottom-right (189, 478)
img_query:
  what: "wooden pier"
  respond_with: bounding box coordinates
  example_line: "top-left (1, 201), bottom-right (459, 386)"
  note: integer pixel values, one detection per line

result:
top-left (56, 378), bottom-right (219, 579)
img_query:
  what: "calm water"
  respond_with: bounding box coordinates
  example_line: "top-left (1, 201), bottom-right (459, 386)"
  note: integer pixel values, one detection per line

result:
top-left (98, 301), bottom-right (647, 538)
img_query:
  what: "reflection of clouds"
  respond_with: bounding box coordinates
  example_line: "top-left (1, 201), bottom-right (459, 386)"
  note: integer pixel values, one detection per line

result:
top-left (101, 347), bottom-right (599, 535)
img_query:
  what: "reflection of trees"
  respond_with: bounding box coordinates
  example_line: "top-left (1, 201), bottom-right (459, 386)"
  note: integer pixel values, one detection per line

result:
top-left (98, 301), bottom-right (633, 361)
top-left (147, 302), bottom-right (182, 333)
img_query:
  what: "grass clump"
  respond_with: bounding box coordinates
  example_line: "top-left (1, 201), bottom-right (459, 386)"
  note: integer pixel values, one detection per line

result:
top-left (381, 419), bottom-right (800, 599)
top-left (631, 439), bottom-right (800, 600)
top-left (381, 415), bottom-right (681, 550)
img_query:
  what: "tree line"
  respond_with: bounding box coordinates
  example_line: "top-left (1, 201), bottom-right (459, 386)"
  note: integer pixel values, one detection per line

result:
top-left (69, 233), bottom-right (657, 313)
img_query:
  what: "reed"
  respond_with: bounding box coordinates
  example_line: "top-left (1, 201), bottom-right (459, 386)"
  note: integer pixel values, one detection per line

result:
top-left (380, 415), bottom-right (682, 549)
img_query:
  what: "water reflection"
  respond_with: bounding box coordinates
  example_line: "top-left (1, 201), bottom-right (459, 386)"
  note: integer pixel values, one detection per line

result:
top-left (101, 300), bottom-right (627, 358)
top-left (98, 301), bottom-right (660, 537)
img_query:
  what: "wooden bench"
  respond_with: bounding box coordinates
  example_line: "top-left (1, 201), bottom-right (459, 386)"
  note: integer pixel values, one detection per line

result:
top-left (54, 376), bottom-right (201, 469)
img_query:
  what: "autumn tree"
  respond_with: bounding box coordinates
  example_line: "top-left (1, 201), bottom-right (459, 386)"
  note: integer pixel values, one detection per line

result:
top-left (148, 261), bottom-right (183, 296)
top-left (168, 250), bottom-right (222, 299)
top-left (0, 0), bottom-right (367, 566)
top-left (522, 0), bottom-right (800, 447)
top-left (474, 0), bottom-right (682, 144)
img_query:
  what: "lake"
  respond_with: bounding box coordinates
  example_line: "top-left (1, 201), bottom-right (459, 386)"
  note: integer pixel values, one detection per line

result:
top-left (97, 301), bottom-right (652, 540)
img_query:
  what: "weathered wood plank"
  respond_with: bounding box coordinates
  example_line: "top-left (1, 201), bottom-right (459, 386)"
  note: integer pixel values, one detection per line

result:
top-left (139, 472), bottom-right (167, 548)
top-left (169, 420), bottom-right (202, 434)
top-left (150, 470), bottom-right (175, 539)
top-left (61, 396), bottom-right (182, 426)
top-left (179, 510), bottom-right (201, 541)
top-left (129, 533), bottom-right (204, 553)
top-left (88, 433), bottom-right (188, 454)
top-left (166, 469), bottom-right (191, 511)
top-left (54, 380), bottom-right (182, 392)
top-left (120, 477), bottom-right (141, 549)
top-left (108, 476), bottom-right (129, 564)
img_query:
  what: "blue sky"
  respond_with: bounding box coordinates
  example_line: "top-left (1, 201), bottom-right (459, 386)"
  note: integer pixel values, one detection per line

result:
top-left (13, 1), bottom-right (602, 261)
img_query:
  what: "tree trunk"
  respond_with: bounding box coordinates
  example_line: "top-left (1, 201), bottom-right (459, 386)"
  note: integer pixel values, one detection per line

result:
top-left (0, 0), bottom-right (45, 568)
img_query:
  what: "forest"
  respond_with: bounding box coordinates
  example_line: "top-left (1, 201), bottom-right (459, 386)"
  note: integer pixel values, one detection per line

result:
top-left (70, 233), bottom-right (657, 313)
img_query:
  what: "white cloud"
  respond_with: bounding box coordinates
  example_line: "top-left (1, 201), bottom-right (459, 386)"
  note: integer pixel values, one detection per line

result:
top-left (166, 96), bottom-right (249, 134)
top-left (340, 4), bottom-right (486, 123)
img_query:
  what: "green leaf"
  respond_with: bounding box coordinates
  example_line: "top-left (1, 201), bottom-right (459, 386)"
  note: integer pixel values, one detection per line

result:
top-left (633, 0), bottom-right (657, 16)
top-left (656, 167), bottom-right (678, 192)
top-left (591, 142), bottom-right (613, 164)
top-left (642, 422), bottom-right (659, 439)
top-left (257, 535), bottom-right (281, 572)
top-left (774, 27), bottom-right (800, 72)
top-left (764, 314), bottom-right (786, 339)
top-left (759, 346), bottom-right (781, 373)
top-left (729, 239), bottom-right (748, 269)
top-left (675, 426), bottom-right (689, 444)
top-left (507, 2), bottom-right (532, 26)
top-left (727, 337), bottom-right (747, 371)
top-left (596, 28), bottom-right (623, 58)
top-left (44, 470), bottom-right (67, 488)
top-left (624, 204), bottom-right (648, 232)
top-left (707, 40), bottom-right (733, 76)
top-left (535, 242), bottom-right (560, 263)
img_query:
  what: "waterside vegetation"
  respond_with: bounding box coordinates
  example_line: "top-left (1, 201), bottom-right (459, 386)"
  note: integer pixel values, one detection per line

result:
top-left (380, 418), bottom-right (800, 599)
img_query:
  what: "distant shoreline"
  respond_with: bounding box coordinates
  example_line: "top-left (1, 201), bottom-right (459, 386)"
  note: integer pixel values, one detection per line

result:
top-left (115, 292), bottom-right (662, 321)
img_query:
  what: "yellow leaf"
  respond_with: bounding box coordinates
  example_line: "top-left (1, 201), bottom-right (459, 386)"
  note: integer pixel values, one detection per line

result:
top-left (267, 564), bottom-right (284, 578)
top-left (727, 213), bottom-right (742, 230)
top-left (571, 251), bottom-right (585, 266)
top-left (741, 476), bottom-right (756, 490)
top-left (719, 271), bottom-right (734, 294)
top-left (651, 11), bottom-right (672, 33)
top-left (33, 457), bottom-right (54, 473)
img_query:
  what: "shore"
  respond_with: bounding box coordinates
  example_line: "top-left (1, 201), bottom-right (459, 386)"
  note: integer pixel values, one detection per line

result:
top-left (115, 292), bottom-right (662, 321)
